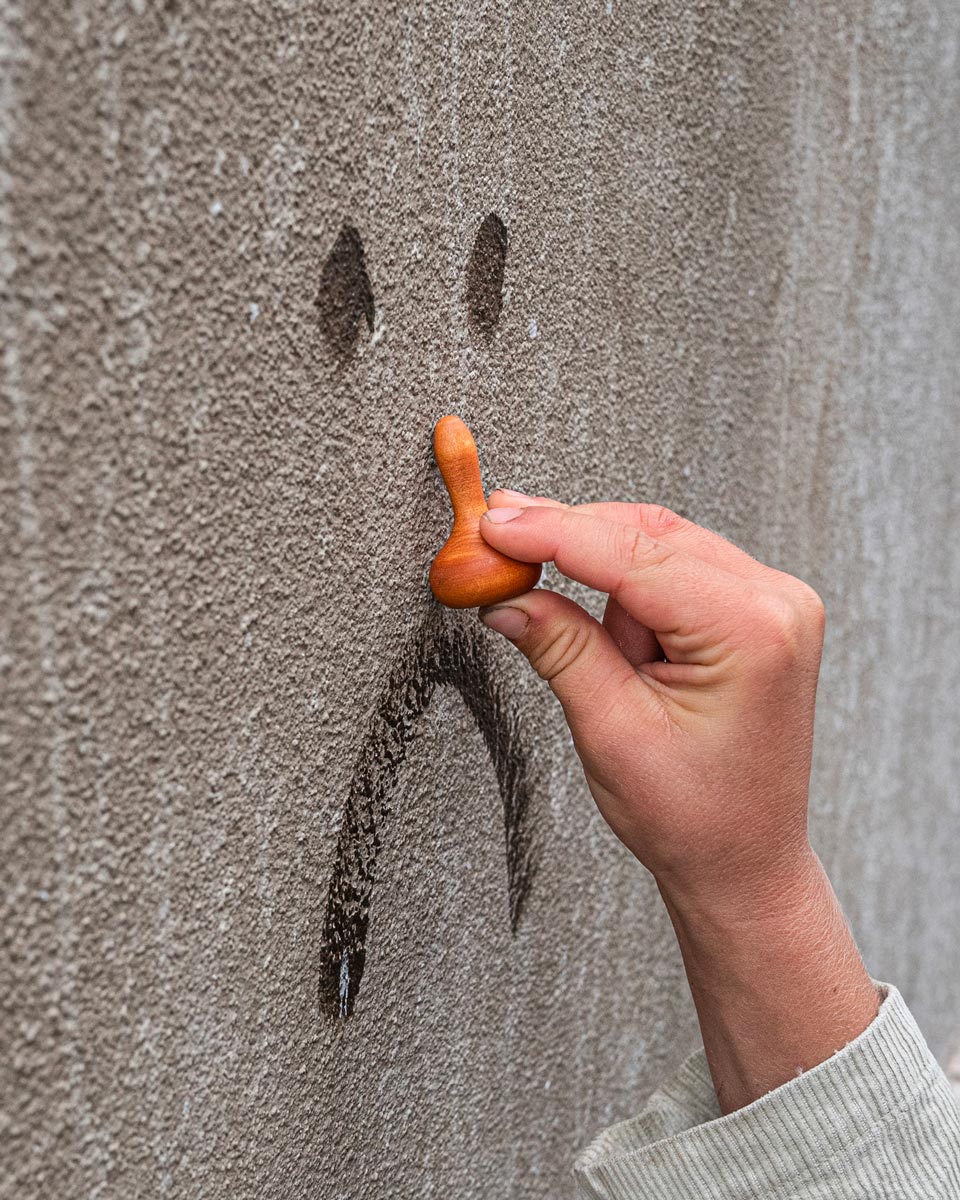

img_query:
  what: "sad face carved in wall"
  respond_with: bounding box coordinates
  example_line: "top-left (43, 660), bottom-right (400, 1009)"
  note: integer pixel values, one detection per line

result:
top-left (317, 216), bottom-right (537, 1019)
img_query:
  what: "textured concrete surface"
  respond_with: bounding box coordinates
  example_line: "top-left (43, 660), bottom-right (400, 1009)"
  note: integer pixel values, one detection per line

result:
top-left (3, 2), bottom-right (960, 1197)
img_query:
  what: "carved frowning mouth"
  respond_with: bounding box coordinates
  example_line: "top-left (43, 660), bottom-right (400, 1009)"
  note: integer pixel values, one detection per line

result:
top-left (316, 216), bottom-right (537, 1020)
top-left (318, 611), bottom-right (536, 1019)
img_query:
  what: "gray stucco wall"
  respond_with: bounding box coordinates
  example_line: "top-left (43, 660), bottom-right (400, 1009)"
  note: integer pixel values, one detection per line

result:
top-left (3, 2), bottom-right (959, 1197)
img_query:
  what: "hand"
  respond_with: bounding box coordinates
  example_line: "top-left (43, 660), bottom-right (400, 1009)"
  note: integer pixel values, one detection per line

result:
top-left (479, 492), bottom-right (823, 909)
top-left (479, 492), bottom-right (878, 1111)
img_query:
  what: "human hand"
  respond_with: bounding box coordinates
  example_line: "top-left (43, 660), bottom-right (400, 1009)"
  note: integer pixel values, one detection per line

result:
top-left (479, 492), bottom-right (879, 1111)
top-left (478, 493), bottom-right (825, 913)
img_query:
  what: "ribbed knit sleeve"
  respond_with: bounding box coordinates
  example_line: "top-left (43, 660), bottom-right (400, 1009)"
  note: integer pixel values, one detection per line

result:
top-left (573, 983), bottom-right (960, 1199)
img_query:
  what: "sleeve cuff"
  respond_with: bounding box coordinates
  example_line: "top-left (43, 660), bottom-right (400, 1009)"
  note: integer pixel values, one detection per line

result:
top-left (573, 982), bottom-right (953, 1199)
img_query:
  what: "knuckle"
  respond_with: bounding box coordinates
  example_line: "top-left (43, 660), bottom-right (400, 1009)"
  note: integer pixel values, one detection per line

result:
top-left (636, 504), bottom-right (685, 537)
top-left (752, 589), bottom-right (822, 665)
top-left (618, 525), bottom-right (673, 580)
top-left (795, 581), bottom-right (826, 633)
top-left (528, 622), bottom-right (594, 682)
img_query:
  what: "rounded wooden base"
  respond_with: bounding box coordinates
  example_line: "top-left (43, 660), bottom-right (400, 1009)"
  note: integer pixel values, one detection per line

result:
top-left (429, 537), bottom-right (541, 608)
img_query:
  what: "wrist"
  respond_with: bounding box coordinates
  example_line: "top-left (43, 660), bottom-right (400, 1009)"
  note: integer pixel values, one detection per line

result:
top-left (657, 844), bottom-right (879, 1112)
top-left (655, 838), bottom-right (822, 934)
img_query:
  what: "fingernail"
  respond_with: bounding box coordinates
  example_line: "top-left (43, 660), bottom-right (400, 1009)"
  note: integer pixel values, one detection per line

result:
top-left (479, 606), bottom-right (529, 639)
top-left (494, 488), bottom-right (531, 500)
top-left (483, 506), bottom-right (524, 524)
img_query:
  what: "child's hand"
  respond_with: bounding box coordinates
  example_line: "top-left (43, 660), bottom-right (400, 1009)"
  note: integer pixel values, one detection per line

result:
top-left (479, 492), bottom-right (826, 913)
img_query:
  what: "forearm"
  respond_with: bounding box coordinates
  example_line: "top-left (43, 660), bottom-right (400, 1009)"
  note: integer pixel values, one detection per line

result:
top-left (658, 846), bottom-right (880, 1114)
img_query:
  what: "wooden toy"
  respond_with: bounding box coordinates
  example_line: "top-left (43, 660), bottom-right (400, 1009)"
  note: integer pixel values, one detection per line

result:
top-left (429, 415), bottom-right (542, 608)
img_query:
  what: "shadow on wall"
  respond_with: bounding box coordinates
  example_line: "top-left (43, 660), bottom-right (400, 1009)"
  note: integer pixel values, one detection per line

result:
top-left (318, 611), bottom-right (538, 1020)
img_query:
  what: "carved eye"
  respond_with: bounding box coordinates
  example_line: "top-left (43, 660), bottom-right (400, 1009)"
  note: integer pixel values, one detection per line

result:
top-left (466, 213), bottom-right (508, 341)
top-left (316, 224), bottom-right (375, 358)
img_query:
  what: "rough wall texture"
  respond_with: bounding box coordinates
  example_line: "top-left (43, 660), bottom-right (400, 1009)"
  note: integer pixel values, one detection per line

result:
top-left (2, 2), bottom-right (959, 1197)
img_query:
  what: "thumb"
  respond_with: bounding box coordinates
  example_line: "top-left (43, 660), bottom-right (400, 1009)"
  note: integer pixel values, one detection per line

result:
top-left (479, 589), bottom-right (653, 742)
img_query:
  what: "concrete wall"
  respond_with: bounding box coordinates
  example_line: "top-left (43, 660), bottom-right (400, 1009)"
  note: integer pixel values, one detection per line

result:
top-left (3, 2), bottom-right (959, 1196)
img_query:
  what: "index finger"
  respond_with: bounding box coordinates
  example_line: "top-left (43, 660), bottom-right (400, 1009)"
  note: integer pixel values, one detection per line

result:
top-left (488, 491), bottom-right (774, 584)
top-left (480, 504), bottom-right (752, 661)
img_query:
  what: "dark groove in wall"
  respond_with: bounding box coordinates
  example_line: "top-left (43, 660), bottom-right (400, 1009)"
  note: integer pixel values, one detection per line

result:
top-left (466, 213), bottom-right (508, 340)
top-left (316, 223), bottom-right (375, 357)
top-left (319, 612), bottom-right (536, 1019)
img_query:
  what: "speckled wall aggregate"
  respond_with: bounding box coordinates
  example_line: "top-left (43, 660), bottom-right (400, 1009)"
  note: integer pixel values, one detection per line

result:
top-left (3, 3), bottom-right (960, 1197)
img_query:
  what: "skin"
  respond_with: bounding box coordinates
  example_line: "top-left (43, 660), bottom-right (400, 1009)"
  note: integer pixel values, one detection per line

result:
top-left (478, 490), bottom-right (879, 1115)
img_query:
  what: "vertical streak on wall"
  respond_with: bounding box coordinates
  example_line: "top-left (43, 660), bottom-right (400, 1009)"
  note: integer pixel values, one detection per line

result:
top-left (1, 3), bottom-right (86, 1189)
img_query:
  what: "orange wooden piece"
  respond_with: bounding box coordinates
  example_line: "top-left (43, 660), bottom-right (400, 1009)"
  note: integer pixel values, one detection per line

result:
top-left (429, 415), bottom-right (542, 608)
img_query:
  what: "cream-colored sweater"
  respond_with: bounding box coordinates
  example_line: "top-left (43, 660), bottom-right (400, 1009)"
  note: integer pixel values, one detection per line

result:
top-left (574, 984), bottom-right (960, 1198)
